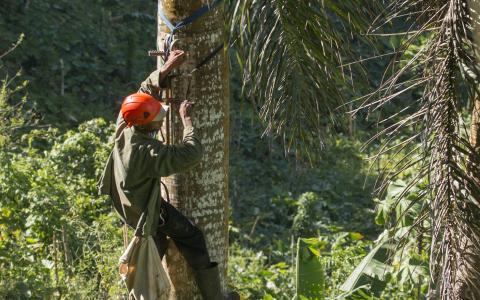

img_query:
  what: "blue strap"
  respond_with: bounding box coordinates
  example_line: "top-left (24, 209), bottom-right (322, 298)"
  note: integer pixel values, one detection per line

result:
top-left (158, 9), bottom-right (176, 32)
top-left (175, 0), bottom-right (223, 31)
top-left (158, 0), bottom-right (223, 33)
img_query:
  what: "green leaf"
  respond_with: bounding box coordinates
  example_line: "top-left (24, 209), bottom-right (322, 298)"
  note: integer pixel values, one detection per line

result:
top-left (263, 294), bottom-right (273, 300)
top-left (337, 285), bottom-right (373, 300)
top-left (340, 236), bottom-right (389, 292)
top-left (1, 207), bottom-right (12, 218)
top-left (349, 232), bottom-right (364, 241)
top-left (296, 238), bottom-right (325, 299)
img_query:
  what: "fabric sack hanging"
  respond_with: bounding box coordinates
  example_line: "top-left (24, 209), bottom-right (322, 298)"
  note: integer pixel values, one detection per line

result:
top-left (119, 235), bottom-right (171, 300)
top-left (117, 197), bottom-right (171, 300)
top-left (112, 145), bottom-right (171, 300)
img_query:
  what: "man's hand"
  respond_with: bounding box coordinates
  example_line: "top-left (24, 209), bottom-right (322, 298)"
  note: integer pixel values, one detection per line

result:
top-left (162, 50), bottom-right (186, 73)
top-left (179, 100), bottom-right (195, 128)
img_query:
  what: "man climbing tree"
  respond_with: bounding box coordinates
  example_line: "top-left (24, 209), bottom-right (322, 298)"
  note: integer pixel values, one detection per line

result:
top-left (98, 50), bottom-right (238, 299)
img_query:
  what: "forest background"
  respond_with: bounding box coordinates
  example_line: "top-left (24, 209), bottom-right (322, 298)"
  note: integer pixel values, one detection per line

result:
top-left (1, 0), bottom-right (476, 299)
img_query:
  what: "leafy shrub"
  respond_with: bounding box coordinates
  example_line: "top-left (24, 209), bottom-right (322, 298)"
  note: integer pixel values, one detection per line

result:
top-left (0, 118), bottom-right (127, 299)
top-left (0, 0), bottom-right (156, 125)
top-left (339, 165), bottom-right (430, 299)
top-left (228, 243), bottom-right (295, 300)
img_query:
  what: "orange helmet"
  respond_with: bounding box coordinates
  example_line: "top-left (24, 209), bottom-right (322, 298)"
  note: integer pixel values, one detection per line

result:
top-left (121, 93), bottom-right (168, 127)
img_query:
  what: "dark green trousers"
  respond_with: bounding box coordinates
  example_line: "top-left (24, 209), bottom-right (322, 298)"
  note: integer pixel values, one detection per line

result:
top-left (153, 200), bottom-right (212, 271)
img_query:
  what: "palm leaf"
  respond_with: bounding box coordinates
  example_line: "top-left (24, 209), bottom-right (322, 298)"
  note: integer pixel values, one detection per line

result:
top-left (230, 0), bottom-right (381, 158)
top-left (362, 0), bottom-right (480, 298)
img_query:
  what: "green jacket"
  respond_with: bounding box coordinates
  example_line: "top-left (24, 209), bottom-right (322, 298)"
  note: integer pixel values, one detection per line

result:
top-left (98, 73), bottom-right (203, 234)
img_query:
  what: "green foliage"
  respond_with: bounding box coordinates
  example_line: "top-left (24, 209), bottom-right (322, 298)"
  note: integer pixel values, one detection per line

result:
top-left (0, 0), bottom-right (157, 126)
top-left (228, 86), bottom-right (381, 298)
top-left (339, 163), bottom-right (430, 299)
top-left (318, 233), bottom-right (370, 299)
top-left (292, 186), bottom-right (374, 239)
top-left (0, 118), bottom-right (126, 299)
top-left (0, 63), bottom-right (29, 146)
top-left (339, 234), bottom-right (391, 297)
top-left (229, 234), bottom-right (370, 300)
top-left (228, 243), bottom-right (295, 300)
top-left (296, 238), bottom-right (325, 300)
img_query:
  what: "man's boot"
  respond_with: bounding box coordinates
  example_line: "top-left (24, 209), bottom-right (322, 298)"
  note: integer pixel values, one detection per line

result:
top-left (194, 263), bottom-right (240, 300)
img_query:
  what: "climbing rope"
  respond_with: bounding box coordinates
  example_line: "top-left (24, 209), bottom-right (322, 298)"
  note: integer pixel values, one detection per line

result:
top-left (157, 0), bottom-right (223, 60)
top-left (151, 0), bottom-right (226, 103)
top-left (160, 0), bottom-right (223, 32)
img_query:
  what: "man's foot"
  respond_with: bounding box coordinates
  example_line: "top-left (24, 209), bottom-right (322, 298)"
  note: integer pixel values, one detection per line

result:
top-left (225, 291), bottom-right (240, 300)
top-left (195, 263), bottom-right (240, 300)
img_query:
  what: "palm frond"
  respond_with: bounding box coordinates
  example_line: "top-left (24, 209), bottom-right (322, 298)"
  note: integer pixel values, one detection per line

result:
top-left (364, 0), bottom-right (480, 298)
top-left (230, 0), bottom-right (381, 158)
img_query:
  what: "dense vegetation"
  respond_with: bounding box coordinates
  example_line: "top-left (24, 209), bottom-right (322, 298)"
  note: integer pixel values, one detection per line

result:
top-left (1, 0), bottom-right (478, 299)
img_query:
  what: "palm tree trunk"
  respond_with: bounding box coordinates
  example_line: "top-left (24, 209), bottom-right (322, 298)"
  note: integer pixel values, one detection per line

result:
top-left (157, 1), bottom-right (229, 299)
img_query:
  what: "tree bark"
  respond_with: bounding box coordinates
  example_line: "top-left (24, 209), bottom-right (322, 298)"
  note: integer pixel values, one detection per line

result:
top-left (157, 1), bottom-right (229, 299)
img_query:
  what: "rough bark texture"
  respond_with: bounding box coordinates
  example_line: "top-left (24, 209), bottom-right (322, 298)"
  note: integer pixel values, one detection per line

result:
top-left (157, 1), bottom-right (229, 299)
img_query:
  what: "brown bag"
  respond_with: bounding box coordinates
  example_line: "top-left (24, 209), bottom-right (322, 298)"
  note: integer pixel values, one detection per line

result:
top-left (119, 235), bottom-right (171, 300)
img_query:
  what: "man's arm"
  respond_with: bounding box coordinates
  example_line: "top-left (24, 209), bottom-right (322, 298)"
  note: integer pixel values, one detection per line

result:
top-left (138, 50), bottom-right (185, 98)
top-left (135, 51), bottom-right (202, 176)
top-left (141, 126), bottom-right (203, 178)
top-left (139, 100), bottom-right (203, 177)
